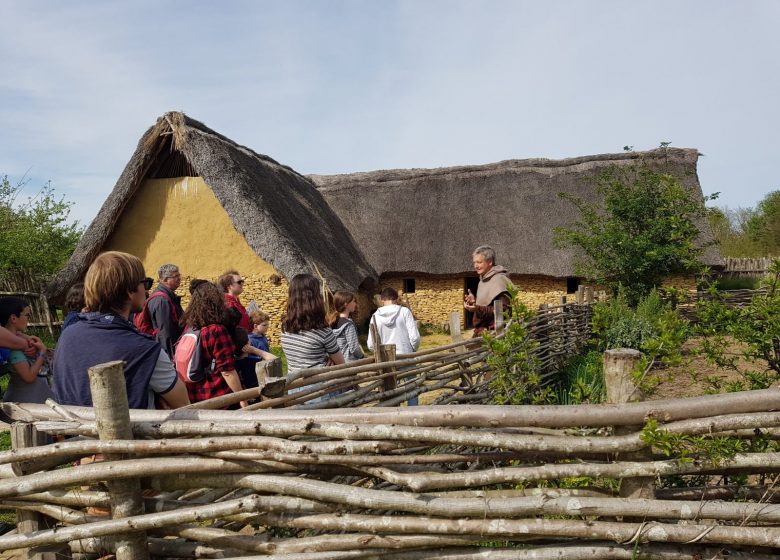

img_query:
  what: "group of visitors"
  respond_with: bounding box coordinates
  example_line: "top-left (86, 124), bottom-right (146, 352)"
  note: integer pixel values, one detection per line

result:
top-left (0, 245), bottom-right (513, 411)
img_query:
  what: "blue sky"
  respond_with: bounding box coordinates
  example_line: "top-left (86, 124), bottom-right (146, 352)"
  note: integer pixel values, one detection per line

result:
top-left (2, 1), bottom-right (778, 226)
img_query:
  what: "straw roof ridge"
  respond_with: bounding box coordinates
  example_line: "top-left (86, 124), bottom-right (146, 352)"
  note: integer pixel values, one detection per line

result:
top-left (310, 147), bottom-right (700, 192)
top-left (46, 112), bottom-right (377, 300)
top-left (309, 147), bottom-right (721, 278)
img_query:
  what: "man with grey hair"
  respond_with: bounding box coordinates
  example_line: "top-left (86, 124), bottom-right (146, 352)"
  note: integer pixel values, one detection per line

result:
top-left (146, 263), bottom-right (185, 357)
top-left (464, 246), bottom-right (514, 336)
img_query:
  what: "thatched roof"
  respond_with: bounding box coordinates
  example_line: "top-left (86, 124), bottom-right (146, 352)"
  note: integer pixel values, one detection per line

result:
top-left (310, 148), bottom-right (722, 277)
top-left (47, 112), bottom-right (377, 300)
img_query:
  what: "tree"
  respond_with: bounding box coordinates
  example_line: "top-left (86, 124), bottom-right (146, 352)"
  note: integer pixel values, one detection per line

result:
top-left (554, 163), bottom-right (713, 306)
top-left (746, 190), bottom-right (780, 254)
top-left (0, 175), bottom-right (82, 276)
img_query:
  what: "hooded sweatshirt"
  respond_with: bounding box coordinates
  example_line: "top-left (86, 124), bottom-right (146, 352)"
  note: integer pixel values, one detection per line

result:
top-left (332, 316), bottom-right (365, 362)
top-left (367, 304), bottom-right (420, 355)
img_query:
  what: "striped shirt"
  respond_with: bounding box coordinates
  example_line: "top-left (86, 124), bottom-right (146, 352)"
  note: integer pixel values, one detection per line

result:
top-left (281, 328), bottom-right (339, 376)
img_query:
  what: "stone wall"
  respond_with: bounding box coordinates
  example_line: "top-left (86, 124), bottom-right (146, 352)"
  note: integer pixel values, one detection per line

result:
top-left (177, 274), bottom-right (289, 347)
top-left (379, 277), bottom-right (464, 327)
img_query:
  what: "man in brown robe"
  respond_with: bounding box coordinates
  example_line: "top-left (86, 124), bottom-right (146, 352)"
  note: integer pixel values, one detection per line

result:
top-left (464, 246), bottom-right (514, 336)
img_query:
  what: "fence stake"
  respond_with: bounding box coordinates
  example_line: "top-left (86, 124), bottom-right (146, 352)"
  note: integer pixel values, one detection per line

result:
top-left (10, 423), bottom-right (67, 560)
top-left (377, 344), bottom-right (398, 393)
top-left (584, 286), bottom-right (594, 304)
top-left (88, 360), bottom-right (149, 560)
top-left (449, 311), bottom-right (463, 343)
top-left (576, 285), bottom-right (584, 305)
top-left (493, 300), bottom-right (504, 332)
top-left (604, 349), bottom-right (655, 501)
top-left (256, 358), bottom-right (285, 399)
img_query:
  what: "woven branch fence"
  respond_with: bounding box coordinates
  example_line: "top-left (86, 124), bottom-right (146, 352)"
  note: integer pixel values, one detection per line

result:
top-left (2, 360), bottom-right (780, 559)
top-left (1, 287), bottom-right (779, 558)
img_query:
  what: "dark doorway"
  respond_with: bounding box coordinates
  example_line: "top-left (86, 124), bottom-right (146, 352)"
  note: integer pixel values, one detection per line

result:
top-left (464, 276), bottom-right (480, 328)
top-left (566, 277), bottom-right (580, 294)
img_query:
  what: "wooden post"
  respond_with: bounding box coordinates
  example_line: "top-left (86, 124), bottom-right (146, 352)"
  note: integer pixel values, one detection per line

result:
top-left (584, 286), bottom-right (594, 304)
top-left (603, 349), bottom-right (655, 501)
top-left (10, 423), bottom-right (68, 560)
top-left (576, 286), bottom-right (584, 305)
top-left (88, 360), bottom-right (149, 560)
top-left (377, 344), bottom-right (397, 393)
top-left (449, 311), bottom-right (463, 343)
top-left (39, 294), bottom-right (54, 335)
top-left (256, 358), bottom-right (285, 398)
top-left (493, 300), bottom-right (504, 332)
top-left (559, 295), bottom-right (567, 306)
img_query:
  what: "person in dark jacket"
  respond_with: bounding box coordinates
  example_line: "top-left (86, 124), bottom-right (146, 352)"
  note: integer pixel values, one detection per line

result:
top-left (463, 246), bottom-right (514, 336)
top-left (147, 263), bottom-right (185, 358)
top-left (61, 282), bottom-right (85, 331)
top-left (52, 251), bottom-right (190, 410)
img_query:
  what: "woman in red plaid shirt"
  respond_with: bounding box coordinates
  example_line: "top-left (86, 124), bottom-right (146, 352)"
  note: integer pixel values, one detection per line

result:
top-left (181, 281), bottom-right (246, 408)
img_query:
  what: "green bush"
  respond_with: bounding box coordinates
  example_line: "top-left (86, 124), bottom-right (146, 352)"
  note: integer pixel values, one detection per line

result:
top-left (558, 350), bottom-right (605, 404)
top-left (605, 316), bottom-right (655, 350)
top-left (714, 276), bottom-right (760, 291)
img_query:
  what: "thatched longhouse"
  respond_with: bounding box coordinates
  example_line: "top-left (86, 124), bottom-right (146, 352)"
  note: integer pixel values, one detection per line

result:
top-left (49, 111), bottom-right (720, 335)
top-left (47, 112), bottom-right (376, 338)
top-left (310, 148), bottom-right (721, 324)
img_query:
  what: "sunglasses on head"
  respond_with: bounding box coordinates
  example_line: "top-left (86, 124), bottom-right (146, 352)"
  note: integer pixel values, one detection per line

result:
top-left (141, 277), bottom-right (154, 290)
top-left (236, 279), bottom-right (245, 285)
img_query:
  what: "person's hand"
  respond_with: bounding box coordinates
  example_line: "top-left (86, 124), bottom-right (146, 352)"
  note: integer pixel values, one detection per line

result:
top-left (27, 335), bottom-right (42, 345)
top-left (464, 289), bottom-right (476, 311)
top-left (240, 400), bottom-right (249, 408)
top-left (33, 341), bottom-right (47, 354)
top-left (21, 338), bottom-right (38, 358)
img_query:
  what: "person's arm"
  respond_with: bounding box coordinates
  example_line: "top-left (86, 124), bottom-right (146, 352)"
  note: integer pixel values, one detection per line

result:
top-left (205, 325), bottom-right (248, 407)
top-left (405, 309), bottom-right (421, 352)
top-left (158, 378), bottom-right (190, 408)
top-left (345, 322), bottom-right (365, 360)
top-left (323, 329), bottom-right (345, 365)
top-left (9, 341), bottom-right (47, 383)
top-left (243, 345), bottom-right (276, 361)
top-left (148, 296), bottom-right (174, 355)
top-left (149, 350), bottom-right (190, 408)
top-left (366, 317), bottom-right (375, 351)
top-left (0, 326), bottom-right (33, 351)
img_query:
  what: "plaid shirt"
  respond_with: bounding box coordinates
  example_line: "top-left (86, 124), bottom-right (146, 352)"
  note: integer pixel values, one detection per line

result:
top-left (186, 324), bottom-right (237, 404)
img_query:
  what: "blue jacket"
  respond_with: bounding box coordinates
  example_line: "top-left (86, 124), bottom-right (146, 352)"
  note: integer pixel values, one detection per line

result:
top-left (53, 312), bottom-right (161, 409)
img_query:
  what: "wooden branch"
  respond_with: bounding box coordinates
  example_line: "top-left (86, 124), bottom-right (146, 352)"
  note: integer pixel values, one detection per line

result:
top-left (10, 387), bottom-right (780, 427)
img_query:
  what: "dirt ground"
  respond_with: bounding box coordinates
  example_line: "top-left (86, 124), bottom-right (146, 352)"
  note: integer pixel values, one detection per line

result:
top-left (645, 337), bottom-right (767, 401)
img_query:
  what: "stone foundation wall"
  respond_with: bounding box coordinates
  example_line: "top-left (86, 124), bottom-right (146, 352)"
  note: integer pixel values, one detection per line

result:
top-left (379, 277), bottom-right (464, 327)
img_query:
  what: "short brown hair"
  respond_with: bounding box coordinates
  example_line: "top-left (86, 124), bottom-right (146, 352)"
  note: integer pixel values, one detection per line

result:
top-left (249, 309), bottom-right (270, 324)
top-left (64, 282), bottom-right (86, 312)
top-left (217, 269), bottom-right (240, 293)
top-left (84, 251), bottom-right (145, 314)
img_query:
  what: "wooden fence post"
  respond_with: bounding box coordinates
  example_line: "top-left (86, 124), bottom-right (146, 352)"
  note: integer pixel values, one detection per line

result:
top-left (493, 300), bottom-right (504, 332)
top-left (10, 423), bottom-right (68, 560)
top-left (449, 311), bottom-right (463, 342)
top-left (576, 285), bottom-right (584, 305)
top-left (256, 358), bottom-right (285, 399)
top-left (88, 361), bottom-right (149, 560)
top-left (584, 286), bottom-right (594, 304)
top-left (603, 349), bottom-right (655, 501)
top-left (377, 344), bottom-right (398, 393)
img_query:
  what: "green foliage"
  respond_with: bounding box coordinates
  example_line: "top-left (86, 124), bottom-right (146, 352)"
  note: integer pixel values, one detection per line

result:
top-left (707, 206), bottom-right (764, 257)
top-left (558, 350), bottom-right (605, 404)
top-left (713, 276), bottom-right (760, 290)
top-left (482, 285), bottom-right (554, 405)
top-left (0, 175), bottom-right (82, 275)
top-left (694, 259), bottom-right (780, 392)
top-left (747, 190), bottom-right (780, 254)
top-left (554, 162), bottom-right (713, 306)
top-left (641, 419), bottom-right (776, 470)
top-left (577, 290), bottom-right (689, 397)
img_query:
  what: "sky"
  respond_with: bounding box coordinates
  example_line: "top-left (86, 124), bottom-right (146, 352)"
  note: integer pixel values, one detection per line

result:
top-left (1, 0), bottom-right (778, 226)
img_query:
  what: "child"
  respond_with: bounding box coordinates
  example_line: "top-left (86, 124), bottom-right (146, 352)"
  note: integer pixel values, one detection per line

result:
top-left (327, 291), bottom-right (366, 362)
top-left (248, 310), bottom-right (272, 355)
top-left (0, 297), bottom-right (55, 404)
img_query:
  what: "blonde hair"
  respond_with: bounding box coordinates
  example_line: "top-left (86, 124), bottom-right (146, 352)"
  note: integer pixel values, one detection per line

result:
top-left (250, 309), bottom-right (270, 325)
top-left (84, 251), bottom-right (145, 314)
